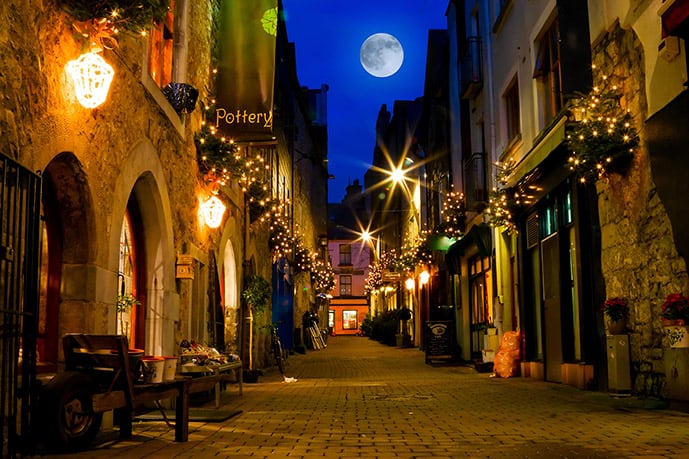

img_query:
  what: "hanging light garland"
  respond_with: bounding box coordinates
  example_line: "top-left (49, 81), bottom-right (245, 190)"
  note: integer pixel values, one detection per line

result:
top-left (435, 189), bottom-right (466, 238)
top-left (485, 159), bottom-right (521, 234)
top-left (566, 67), bottom-right (639, 183)
top-left (396, 235), bottom-right (433, 273)
top-left (364, 249), bottom-right (397, 295)
top-left (311, 258), bottom-right (335, 294)
top-left (195, 99), bottom-right (282, 223)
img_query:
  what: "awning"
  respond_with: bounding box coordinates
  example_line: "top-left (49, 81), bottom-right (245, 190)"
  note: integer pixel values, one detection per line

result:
top-left (445, 223), bottom-right (492, 275)
top-left (426, 234), bottom-right (456, 252)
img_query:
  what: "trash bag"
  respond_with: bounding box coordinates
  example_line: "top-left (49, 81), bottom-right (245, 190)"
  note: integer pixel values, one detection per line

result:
top-left (493, 331), bottom-right (521, 378)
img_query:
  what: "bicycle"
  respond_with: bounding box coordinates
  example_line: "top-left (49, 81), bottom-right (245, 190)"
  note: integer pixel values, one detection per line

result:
top-left (269, 322), bottom-right (286, 374)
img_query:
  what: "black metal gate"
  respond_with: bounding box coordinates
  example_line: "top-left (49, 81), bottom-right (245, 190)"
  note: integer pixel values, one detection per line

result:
top-left (1, 153), bottom-right (41, 457)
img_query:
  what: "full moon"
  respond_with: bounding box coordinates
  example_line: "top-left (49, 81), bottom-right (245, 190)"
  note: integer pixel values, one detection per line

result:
top-left (360, 33), bottom-right (404, 78)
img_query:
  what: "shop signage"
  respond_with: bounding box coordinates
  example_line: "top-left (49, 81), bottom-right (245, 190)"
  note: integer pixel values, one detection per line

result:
top-left (425, 320), bottom-right (456, 363)
top-left (215, 0), bottom-right (278, 141)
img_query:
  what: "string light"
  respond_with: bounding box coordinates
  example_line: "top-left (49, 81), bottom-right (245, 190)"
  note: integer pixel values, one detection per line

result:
top-left (566, 69), bottom-right (638, 182)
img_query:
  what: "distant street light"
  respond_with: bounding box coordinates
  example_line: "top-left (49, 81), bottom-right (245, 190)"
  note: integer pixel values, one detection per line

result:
top-left (390, 166), bottom-right (405, 184)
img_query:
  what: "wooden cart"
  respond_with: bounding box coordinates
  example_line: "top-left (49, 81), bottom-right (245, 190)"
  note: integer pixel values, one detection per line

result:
top-left (39, 334), bottom-right (191, 451)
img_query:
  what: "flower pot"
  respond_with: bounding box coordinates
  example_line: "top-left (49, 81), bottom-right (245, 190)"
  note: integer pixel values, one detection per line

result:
top-left (142, 356), bottom-right (166, 384)
top-left (162, 356), bottom-right (178, 381)
top-left (663, 325), bottom-right (689, 348)
top-left (162, 82), bottom-right (199, 114)
top-left (243, 369), bottom-right (261, 383)
top-left (604, 316), bottom-right (625, 335)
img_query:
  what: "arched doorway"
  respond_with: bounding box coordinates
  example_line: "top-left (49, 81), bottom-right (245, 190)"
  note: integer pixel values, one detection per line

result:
top-left (39, 153), bottom-right (95, 368)
top-left (116, 196), bottom-right (146, 349)
top-left (222, 240), bottom-right (239, 353)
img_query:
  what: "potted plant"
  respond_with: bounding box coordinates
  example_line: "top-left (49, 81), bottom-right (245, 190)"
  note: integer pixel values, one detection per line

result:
top-left (241, 275), bottom-right (272, 381)
top-left (661, 293), bottom-right (689, 325)
top-left (601, 297), bottom-right (627, 334)
top-left (661, 293), bottom-right (689, 348)
top-left (116, 294), bottom-right (141, 338)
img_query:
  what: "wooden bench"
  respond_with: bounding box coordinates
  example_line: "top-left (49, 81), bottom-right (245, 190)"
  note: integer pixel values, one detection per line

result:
top-left (61, 334), bottom-right (189, 444)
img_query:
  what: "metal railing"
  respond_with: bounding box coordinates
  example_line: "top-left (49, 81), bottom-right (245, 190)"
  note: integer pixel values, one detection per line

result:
top-left (1, 153), bottom-right (41, 457)
top-left (460, 36), bottom-right (482, 99)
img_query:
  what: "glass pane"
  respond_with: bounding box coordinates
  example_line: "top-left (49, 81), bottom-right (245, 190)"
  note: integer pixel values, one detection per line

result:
top-left (342, 310), bottom-right (358, 330)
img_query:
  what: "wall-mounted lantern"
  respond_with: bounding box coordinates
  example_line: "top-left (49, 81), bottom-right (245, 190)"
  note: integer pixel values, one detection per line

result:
top-left (419, 270), bottom-right (430, 285)
top-left (200, 195), bottom-right (226, 228)
top-left (65, 51), bottom-right (114, 108)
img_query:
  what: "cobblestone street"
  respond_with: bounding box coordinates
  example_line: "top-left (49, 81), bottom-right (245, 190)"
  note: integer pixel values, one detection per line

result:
top-left (43, 336), bottom-right (689, 458)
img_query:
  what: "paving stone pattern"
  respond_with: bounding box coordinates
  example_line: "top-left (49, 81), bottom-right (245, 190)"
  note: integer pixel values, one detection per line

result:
top-left (45, 336), bottom-right (689, 458)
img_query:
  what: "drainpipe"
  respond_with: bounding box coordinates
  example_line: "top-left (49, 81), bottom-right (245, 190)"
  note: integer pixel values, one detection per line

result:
top-left (172, 0), bottom-right (189, 83)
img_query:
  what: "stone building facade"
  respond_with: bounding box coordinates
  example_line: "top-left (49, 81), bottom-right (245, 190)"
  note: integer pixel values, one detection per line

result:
top-left (440, 0), bottom-right (689, 401)
top-left (1, 0), bottom-right (328, 375)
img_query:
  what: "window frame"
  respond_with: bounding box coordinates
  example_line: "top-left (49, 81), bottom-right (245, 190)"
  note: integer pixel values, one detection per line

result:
top-left (503, 75), bottom-right (521, 145)
top-left (339, 275), bottom-right (352, 296)
top-left (339, 243), bottom-right (352, 266)
top-left (342, 310), bottom-right (358, 330)
top-left (141, 0), bottom-right (185, 135)
top-left (147, 1), bottom-right (175, 89)
top-left (533, 19), bottom-right (563, 125)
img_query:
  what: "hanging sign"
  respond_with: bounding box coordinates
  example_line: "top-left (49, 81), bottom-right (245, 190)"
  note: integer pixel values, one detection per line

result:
top-left (215, 0), bottom-right (278, 141)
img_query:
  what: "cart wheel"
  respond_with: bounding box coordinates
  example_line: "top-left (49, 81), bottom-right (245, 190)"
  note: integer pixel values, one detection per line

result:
top-left (40, 371), bottom-right (103, 452)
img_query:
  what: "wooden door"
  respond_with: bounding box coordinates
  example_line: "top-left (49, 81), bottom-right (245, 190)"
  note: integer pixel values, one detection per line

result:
top-left (541, 233), bottom-right (562, 382)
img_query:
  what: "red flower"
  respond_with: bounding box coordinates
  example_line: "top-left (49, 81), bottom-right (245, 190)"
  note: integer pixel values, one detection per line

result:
top-left (601, 297), bottom-right (627, 322)
top-left (661, 293), bottom-right (689, 323)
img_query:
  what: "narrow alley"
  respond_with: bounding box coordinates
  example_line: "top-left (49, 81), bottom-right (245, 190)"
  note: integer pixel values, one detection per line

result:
top-left (46, 336), bottom-right (688, 459)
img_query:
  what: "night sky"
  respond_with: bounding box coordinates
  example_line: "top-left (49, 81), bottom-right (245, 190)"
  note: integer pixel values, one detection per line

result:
top-left (281, 1), bottom-right (449, 202)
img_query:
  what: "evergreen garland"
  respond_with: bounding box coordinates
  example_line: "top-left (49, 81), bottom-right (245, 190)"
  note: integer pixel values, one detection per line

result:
top-left (311, 258), bottom-right (335, 294)
top-left (485, 159), bottom-right (520, 234)
top-left (364, 249), bottom-right (397, 295)
top-left (396, 235), bottom-right (433, 272)
top-left (59, 0), bottom-right (170, 35)
top-left (435, 190), bottom-right (465, 238)
top-left (566, 73), bottom-right (638, 182)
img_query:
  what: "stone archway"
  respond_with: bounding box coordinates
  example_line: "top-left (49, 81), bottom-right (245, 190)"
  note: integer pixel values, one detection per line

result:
top-left (222, 240), bottom-right (240, 353)
top-left (41, 152), bottom-right (98, 364)
top-left (108, 140), bottom-right (177, 356)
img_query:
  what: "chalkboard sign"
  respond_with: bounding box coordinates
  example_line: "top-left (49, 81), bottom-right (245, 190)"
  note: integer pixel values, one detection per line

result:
top-left (425, 320), bottom-right (456, 363)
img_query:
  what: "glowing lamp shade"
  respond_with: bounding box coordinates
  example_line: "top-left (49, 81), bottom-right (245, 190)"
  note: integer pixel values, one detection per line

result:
top-left (66, 52), bottom-right (114, 109)
top-left (419, 270), bottom-right (430, 285)
top-left (200, 195), bottom-right (226, 228)
top-left (405, 278), bottom-right (415, 291)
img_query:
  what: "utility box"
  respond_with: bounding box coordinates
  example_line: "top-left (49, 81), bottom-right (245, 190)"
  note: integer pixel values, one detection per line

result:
top-left (607, 334), bottom-right (631, 393)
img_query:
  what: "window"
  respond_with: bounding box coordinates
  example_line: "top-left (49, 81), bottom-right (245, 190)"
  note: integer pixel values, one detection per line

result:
top-left (342, 310), bottom-right (358, 330)
top-left (533, 20), bottom-right (562, 124)
top-left (339, 244), bottom-right (352, 265)
top-left (339, 275), bottom-right (352, 296)
top-left (148, 0), bottom-right (175, 88)
top-left (504, 77), bottom-right (520, 144)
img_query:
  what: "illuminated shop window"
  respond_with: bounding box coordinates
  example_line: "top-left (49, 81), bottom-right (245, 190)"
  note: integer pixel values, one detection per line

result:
top-left (342, 310), bottom-right (358, 330)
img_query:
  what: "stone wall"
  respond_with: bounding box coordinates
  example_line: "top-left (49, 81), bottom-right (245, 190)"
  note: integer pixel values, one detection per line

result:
top-left (594, 24), bottom-right (689, 398)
